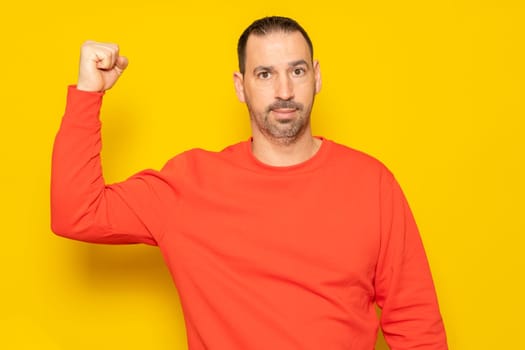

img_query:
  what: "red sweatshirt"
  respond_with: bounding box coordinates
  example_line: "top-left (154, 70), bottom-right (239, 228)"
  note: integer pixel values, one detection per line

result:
top-left (51, 86), bottom-right (447, 349)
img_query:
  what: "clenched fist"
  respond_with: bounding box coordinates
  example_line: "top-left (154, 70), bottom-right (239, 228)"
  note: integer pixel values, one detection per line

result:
top-left (77, 41), bottom-right (128, 92)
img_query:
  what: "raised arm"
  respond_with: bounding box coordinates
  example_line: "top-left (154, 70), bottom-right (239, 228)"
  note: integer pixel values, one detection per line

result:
top-left (51, 42), bottom-right (173, 245)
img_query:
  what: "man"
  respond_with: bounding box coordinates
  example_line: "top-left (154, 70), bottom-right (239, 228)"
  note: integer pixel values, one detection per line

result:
top-left (51, 16), bottom-right (447, 349)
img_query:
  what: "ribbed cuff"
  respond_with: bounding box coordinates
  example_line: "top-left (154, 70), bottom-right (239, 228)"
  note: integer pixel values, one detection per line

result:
top-left (62, 85), bottom-right (105, 126)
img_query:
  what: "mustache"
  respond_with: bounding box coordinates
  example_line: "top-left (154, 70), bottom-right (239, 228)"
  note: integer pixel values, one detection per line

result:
top-left (267, 100), bottom-right (303, 112)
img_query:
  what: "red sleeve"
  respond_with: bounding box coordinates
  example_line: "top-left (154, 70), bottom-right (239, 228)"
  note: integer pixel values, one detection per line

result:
top-left (374, 169), bottom-right (448, 349)
top-left (50, 86), bottom-right (176, 245)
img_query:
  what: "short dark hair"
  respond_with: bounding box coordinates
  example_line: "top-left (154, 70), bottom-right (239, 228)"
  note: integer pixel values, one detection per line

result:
top-left (237, 16), bottom-right (314, 74)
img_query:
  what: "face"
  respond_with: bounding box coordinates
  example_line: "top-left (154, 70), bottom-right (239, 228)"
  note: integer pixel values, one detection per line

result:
top-left (234, 31), bottom-right (321, 144)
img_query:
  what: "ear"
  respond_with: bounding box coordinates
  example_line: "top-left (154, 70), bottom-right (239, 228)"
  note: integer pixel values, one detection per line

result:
top-left (233, 72), bottom-right (246, 103)
top-left (313, 60), bottom-right (322, 94)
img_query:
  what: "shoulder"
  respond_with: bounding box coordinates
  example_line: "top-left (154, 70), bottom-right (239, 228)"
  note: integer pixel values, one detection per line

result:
top-left (324, 138), bottom-right (392, 176)
top-left (322, 139), bottom-right (401, 197)
top-left (160, 141), bottom-right (248, 173)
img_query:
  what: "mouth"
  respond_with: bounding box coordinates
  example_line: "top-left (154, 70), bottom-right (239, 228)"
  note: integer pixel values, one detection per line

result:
top-left (271, 108), bottom-right (298, 119)
top-left (272, 108), bottom-right (296, 112)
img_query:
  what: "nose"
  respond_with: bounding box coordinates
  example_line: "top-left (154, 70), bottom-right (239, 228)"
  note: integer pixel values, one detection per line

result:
top-left (274, 75), bottom-right (294, 100)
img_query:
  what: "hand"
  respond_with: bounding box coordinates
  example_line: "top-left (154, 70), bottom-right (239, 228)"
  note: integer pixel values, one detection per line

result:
top-left (77, 41), bottom-right (128, 92)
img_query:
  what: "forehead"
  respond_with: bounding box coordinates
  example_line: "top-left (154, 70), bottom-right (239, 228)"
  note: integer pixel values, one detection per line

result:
top-left (244, 31), bottom-right (312, 69)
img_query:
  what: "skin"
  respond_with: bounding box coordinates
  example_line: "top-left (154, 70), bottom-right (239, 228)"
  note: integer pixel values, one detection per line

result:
top-left (76, 40), bottom-right (128, 92)
top-left (77, 31), bottom-right (322, 166)
top-left (233, 31), bottom-right (322, 166)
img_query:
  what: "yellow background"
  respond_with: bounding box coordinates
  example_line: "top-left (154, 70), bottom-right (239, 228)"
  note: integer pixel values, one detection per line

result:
top-left (1, 1), bottom-right (524, 349)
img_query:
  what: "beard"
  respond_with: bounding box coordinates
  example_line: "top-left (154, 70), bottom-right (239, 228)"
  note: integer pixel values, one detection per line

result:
top-left (247, 97), bottom-right (314, 145)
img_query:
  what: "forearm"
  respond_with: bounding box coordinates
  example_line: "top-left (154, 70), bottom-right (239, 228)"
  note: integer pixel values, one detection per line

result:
top-left (51, 86), bottom-right (108, 239)
top-left (378, 250), bottom-right (447, 349)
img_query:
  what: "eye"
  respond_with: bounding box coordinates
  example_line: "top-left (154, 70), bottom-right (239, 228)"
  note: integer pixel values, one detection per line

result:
top-left (292, 67), bottom-right (306, 77)
top-left (257, 71), bottom-right (271, 79)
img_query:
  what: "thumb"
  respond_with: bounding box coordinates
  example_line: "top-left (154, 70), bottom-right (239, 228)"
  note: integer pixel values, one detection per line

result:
top-left (115, 56), bottom-right (129, 75)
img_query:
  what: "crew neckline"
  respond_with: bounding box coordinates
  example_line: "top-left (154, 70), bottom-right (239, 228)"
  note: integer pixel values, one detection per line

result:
top-left (238, 136), bottom-right (331, 174)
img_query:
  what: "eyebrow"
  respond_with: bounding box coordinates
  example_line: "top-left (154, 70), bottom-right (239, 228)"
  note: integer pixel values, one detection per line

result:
top-left (252, 60), bottom-right (310, 74)
top-left (289, 59), bottom-right (309, 67)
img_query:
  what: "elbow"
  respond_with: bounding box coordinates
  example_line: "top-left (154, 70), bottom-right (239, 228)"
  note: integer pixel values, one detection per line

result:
top-left (50, 212), bottom-right (83, 239)
top-left (50, 216), bottom-right (73, 238)
top-left (50, 188), bottom-right (108, 242)
top-left (50, 203), bottom-right (97, 240)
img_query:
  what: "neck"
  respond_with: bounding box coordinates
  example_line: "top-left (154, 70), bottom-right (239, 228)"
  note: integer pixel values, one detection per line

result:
top-left (251, 130), bottom-right (322, 167)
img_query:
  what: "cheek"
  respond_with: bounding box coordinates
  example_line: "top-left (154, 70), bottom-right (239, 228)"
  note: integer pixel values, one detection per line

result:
top-left (246, 86), bottom-right (274, 107)
top-left (296, 83), bottom-right (316, 103)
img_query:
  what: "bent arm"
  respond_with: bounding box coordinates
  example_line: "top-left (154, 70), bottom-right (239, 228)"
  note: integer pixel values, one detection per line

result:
top-left (375, 170), bottom-right (448, 349)
top-left (51, 86), bottom-right (171, 245)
